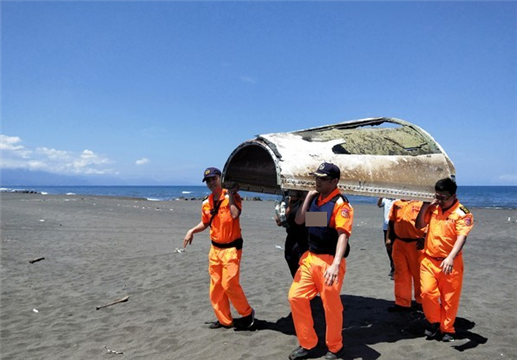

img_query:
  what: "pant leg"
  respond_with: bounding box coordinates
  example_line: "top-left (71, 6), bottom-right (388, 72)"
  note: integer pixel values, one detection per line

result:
top-left (289, 252), bottom-right (319, 350)
top-left (393, 241), bottom-right (412, 307)
top-left (285, 235), bottom-right (301, 278)
top-left (208, 246), bottom-right (232, 325)
top-left (384, 230), bottom-right (395, 272)
top-left (438, 255), bottom-right (464, 333)
top-left (220, 247), bottom-right (253, 317)
top-left (317, 254), bottom-right (346, 353)
top-left (407, 246), bottom-right (423, 304)
top-left (420, 256), bottom-right (441, 324)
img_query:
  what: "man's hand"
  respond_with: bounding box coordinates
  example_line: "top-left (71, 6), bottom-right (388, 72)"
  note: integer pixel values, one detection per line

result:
top-left (183, 231), bottom-right (193, 248)
top-left (307, 190), bottom-right (319, 198)
top-left (324, 264), bottom-right (340, 286)
top-left (385, 238), bottom-right (392, 252)
top-left (440, 257), bottom-right (455, 275)
top-left (225, 182), bottom-right (240, 195)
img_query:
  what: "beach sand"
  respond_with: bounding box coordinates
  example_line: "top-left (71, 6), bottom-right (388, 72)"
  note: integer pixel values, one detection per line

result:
top-left (1, 193), bottom-right (516, 360)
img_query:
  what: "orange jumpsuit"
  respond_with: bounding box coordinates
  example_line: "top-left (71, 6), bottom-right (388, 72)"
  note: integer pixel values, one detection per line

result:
top-left (202, 190), bottom-right (252, 326)
top-left (419, 201), bottom-right (474, 334)
top-left (288, 189), bottom-right (354, 353)
top-left (389, 200), bottom-right (425, 307)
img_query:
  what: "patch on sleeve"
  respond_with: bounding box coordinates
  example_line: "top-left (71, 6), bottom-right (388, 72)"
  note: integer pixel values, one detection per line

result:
top-left (341, 208), bottom-right (350, 218)
top-left (464, 215), bottom-right (473, 226)
top-left (459, 205), bottom-right (470, 214)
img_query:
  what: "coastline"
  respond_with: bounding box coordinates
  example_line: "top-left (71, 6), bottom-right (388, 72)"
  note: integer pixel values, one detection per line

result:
top-left (0, 187), bottom-right (270, 203)
top-left (1, 185), bottom-right (516, 209)
top-left (1, 193), bottom-right (516, 360)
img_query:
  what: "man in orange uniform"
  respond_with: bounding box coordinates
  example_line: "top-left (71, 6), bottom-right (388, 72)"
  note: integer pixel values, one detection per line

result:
top-left (183, 167), bottom-right (254, 330)
top-left (387, 200), bottom-right (425, 312)
top-left (288, 162), bottom-right (353, 360)
top-left (416, 178), bottom-right (474, 342)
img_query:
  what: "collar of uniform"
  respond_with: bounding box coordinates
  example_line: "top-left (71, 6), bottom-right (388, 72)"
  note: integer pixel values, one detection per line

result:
top-left (437, 199), bottom-right (460, 216)
top-left (317, 188), bottom-right (342, 206)
top-left (210, 190), bottom-right (227, 205)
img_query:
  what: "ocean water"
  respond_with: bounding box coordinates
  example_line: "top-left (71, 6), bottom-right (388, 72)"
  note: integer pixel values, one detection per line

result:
top-left (1, 185), bottom-right (516, 209)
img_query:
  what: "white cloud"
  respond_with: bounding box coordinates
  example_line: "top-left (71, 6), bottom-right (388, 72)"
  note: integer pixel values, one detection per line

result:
top-left (26, 160), bottom-right (48, 170)
top-left (36, 147), bottom-right (71, 161)
top-left (71, 150), bottom-right (113, 174)
top-left (0, 135), bottom-right (32, 158)
top-left (1, 134), bottom-right (115, 175)
top-left (135, 158), bottom-right (150, 166)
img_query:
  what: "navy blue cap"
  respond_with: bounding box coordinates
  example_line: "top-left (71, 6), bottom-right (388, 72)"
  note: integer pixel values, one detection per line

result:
top-left (309, 162), bottom-right (341, 179)
top-left (202, 167), bottom-right (222, 182)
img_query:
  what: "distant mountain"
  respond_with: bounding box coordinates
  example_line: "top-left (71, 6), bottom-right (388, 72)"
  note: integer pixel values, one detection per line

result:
top-left (0, 169), bottom-right (127, 186)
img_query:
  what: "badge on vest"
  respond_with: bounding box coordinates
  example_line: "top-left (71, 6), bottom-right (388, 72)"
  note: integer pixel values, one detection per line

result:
top-left (306, 212), bottom-right (327, 227)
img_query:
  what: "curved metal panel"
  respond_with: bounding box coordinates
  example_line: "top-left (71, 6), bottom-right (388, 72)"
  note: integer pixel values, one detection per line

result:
top-left (222, 117), bottom-right (456, 200)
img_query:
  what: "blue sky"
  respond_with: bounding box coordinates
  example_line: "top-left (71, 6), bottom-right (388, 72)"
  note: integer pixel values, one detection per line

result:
top-left (1, 1), bottom-right (516, 186)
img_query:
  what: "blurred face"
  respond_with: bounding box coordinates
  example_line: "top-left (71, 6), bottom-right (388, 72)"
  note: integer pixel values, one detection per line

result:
top-left (434, 191), bottom-right (456, 209)
top-left (205, 176), bottom-right (222, 192)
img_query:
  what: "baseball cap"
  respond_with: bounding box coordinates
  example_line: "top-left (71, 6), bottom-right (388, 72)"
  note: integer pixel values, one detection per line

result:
top-left (309, 162), bottom-right (341, 179)
top-left (202, 167), bottom-right (222, 182)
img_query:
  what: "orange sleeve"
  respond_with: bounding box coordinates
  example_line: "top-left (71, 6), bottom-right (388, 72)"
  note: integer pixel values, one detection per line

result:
top-left (333, 201), bottom-right (354, 237)
top-left (456, 213), bottom-right (474, 237)
top-left (388, 201), bottom-right (399, 221)
top-left (201, 199), bottom-right (211, 224)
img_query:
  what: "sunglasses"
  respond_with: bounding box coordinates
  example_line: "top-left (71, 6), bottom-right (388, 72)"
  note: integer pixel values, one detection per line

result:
top-left (434, 193), bottom-right (453, 201)
top-left (315, 176), bottom-right (334, 182)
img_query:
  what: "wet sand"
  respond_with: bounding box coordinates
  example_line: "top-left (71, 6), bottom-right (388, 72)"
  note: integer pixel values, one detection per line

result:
top-left (1, 193), bottom-right (516, 360)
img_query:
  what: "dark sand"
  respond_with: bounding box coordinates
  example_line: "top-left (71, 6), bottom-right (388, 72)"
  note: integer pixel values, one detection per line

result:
top-left (1, 193), bottom-right (516, 360)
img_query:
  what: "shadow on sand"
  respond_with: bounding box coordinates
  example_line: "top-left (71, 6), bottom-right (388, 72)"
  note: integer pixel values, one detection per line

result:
top-left (247, 294), bottom-right (487, 359)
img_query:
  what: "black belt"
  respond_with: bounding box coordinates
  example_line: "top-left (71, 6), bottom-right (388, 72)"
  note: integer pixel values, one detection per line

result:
top-left (396, 237), bottom-right (423, 243)
top-left (211, 238), bottom-right (243, 250)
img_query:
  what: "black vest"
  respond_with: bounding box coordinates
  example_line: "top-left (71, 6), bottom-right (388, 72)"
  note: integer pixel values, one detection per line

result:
top-left (307, 194), bottom-right (350, 257)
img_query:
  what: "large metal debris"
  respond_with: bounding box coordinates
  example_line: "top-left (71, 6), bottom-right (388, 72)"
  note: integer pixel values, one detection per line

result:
top-left (222, 117), bottom-right (455, 201)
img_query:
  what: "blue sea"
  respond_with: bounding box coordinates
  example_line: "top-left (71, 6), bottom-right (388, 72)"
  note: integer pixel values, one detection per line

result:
top-left (1, 185), bottom-right (516, 209)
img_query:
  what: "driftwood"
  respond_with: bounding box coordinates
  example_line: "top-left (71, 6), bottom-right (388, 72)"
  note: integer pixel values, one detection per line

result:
top-left (29, 257), bottom-right (45, 264)
top-left (96, 295), bottom-right (129, 310)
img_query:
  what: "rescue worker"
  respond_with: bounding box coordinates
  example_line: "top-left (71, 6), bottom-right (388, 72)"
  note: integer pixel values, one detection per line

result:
top-left (275, 190), bottom-right (309, 277)
top-left (387, 199), bottom-right (425, 312)
top-left (183, 167), bottom-right (254, 330)
top-left (416, 178), bottom-right (474, 342)
top-left (288, 162), bottom-right (353, 360)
